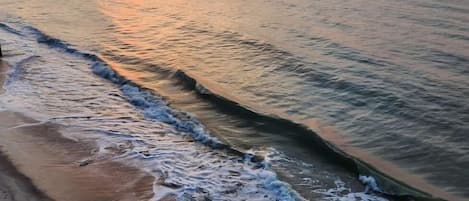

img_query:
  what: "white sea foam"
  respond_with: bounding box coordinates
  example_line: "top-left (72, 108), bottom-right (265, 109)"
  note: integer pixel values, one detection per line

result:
top-left (359, 175), bottom-right (382, 193)
top-left (312, 179), bottom-right (387, 201)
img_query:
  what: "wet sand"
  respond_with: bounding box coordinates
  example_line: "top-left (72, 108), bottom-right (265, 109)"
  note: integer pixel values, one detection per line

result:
top-left (0, 151), bottom-right (51, 201)
top-left (0, 60), bottom-right (159, 201)
top-left (0, 59), bottom-right (8, 93)
top-left (1, 59), bottom-right (49, 201)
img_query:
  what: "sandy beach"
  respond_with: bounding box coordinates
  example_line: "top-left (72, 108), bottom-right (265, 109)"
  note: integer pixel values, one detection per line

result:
top-left (0, 60), bottom-right (159, 201)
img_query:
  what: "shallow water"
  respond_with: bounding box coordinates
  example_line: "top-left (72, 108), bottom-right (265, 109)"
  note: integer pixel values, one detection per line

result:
top-left (0, 0), bottom-right (468, 200)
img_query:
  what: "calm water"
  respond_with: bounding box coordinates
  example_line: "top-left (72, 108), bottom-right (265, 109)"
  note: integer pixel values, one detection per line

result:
top-left (0, 0), bottom-right (468, 200)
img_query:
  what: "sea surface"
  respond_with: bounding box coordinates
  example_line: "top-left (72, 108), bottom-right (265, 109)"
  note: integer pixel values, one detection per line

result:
top-left (0, 0), bottom-right (468, 200)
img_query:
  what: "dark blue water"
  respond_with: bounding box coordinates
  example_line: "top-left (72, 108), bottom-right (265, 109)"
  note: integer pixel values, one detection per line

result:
top-left (0, 0), bottom-right (468, 200)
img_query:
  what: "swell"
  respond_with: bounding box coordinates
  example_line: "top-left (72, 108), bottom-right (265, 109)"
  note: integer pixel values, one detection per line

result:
top-left (176, 25), bottom-right (469, 133)
top-left (2, 22), bottom-right (449, 201)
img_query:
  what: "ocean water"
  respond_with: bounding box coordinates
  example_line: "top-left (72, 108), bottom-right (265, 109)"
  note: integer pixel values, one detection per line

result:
top-left (0, 0), bottom-right (468, 200)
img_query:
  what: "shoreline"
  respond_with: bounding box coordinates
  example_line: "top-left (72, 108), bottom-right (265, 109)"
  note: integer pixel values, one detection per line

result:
top-left (0, 111), bottom-right (157, 201)
top-left (0, 59), bottom-right (49, 201)
top-left (0, 59), bottom-right (159, 201)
